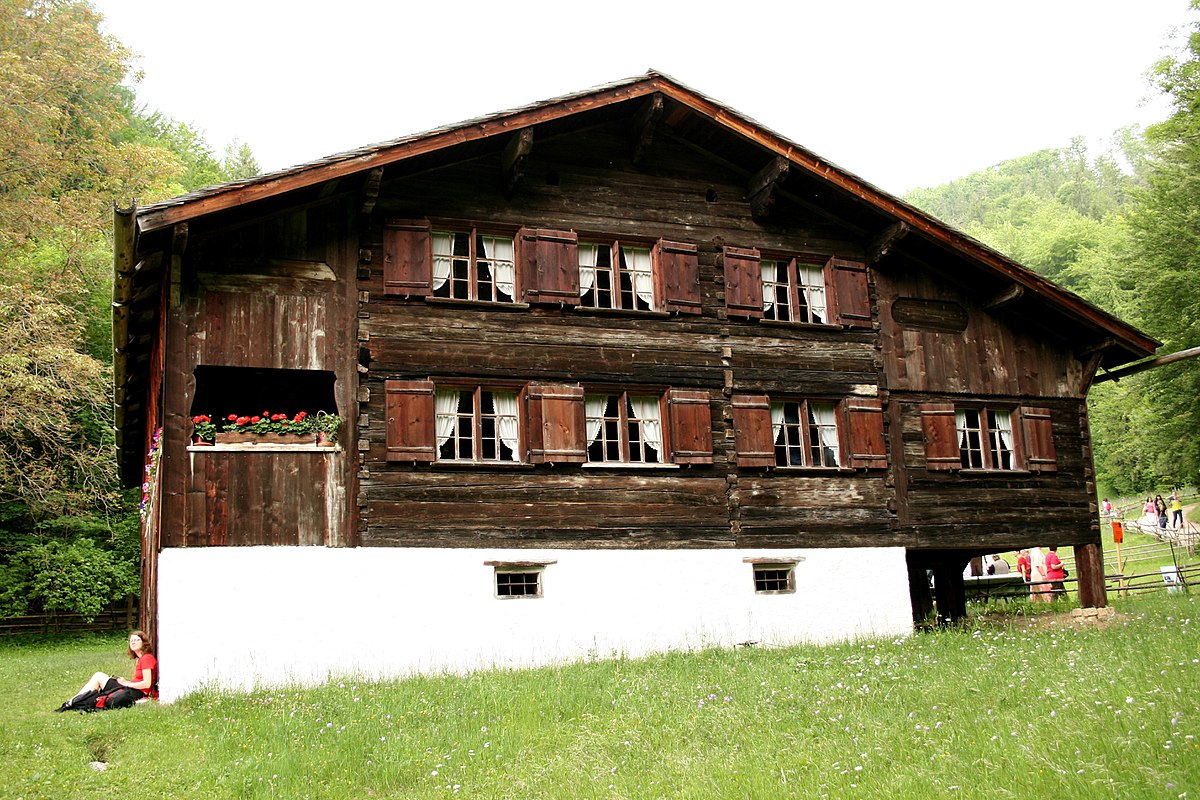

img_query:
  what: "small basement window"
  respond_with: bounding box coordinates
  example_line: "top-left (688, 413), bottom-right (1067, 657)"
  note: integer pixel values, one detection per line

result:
top-left (745, 558), bottom-right (802, 594)
top-left (191, 366), bottom-right (337, 421)
top-left (485, 560), bottom-right (555, 599)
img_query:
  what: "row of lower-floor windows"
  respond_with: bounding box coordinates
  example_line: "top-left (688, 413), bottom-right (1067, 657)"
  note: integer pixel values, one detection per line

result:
top-left (493, 563), bottom-right (797, 599)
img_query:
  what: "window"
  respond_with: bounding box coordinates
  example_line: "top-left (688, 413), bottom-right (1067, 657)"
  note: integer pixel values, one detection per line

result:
top-left (772, 400), bottom-right (840, 467)
top-left (749, 560), bottom-right (798, 594)
top-left (723, 248), bottom-right (872, 328)
top-left (579, 241), bottom-right (654, 311)
top-left (432, 230), bottom-right (515, 303)
top-left (957, 408), bottom-right (1014, 470)
top-left (762, 258), bottom-right (827, 324)
top-left (435, 386), bottom-right (520, 463)
top-left (920, 403), bottom-right (1058, 473)
top-left (495, 569), bottom-right (541, 598)
top-left (585, 392), bottom-right (662, 464)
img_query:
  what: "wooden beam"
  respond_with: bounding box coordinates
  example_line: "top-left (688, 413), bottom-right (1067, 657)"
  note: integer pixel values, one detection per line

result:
top-left (631, 93), bottom-right (663, 165)
top-left (983, 283), bottom-right (1024, 310)
top-left (169, 223), bottom-right (188, 309)
top-left (359, 168), bottom-right (383, 214)
top-left (501, 127), bottom-right (533, 198)
top-left (748, 156), bottom-right (789, 220)
top-left (867, 221), bottom-right (909, 265)
top-left (1094, 344), bottom-right (1200, 383)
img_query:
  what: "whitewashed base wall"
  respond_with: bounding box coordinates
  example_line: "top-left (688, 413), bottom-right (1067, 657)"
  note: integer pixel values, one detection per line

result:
top-left (156, 546), bottom-right (914, 702)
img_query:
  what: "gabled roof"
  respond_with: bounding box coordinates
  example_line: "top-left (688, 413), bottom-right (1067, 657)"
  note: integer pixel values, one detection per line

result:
top-left (113, 71), bottom-right (1158, 482)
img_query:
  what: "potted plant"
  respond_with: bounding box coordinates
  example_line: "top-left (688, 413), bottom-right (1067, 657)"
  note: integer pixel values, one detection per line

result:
top-left (314, 410), bottom-right (341, 446)
top-left (217, 411), bottom-right (316, 444)
top-left (191, 415), bottom-right (216, 445)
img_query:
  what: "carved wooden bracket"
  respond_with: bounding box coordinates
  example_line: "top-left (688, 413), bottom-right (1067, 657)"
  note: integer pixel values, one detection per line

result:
top-left (360, 167), bottom-right (384, 214)
top-left (502, 127), bottom-right (534, 197)
top-left (983, 283), bottom-right (1024, 310)
top-left (631, 93), bottom-right (664, 165)
top-left (868, 221), bottom-right (909, 265)
top-left (748, 156), bottom-right (789, 220)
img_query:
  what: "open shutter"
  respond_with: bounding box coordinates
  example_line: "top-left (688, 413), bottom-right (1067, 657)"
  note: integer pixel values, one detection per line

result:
top-left (385, 379), bottom-right (436, 462)
top-left (667, 389), bottom-right (713, 464)
top-left (732, 394), bottom-right (775, 467)
top-left (383, 219), bottom-right (432, 296)
top-left (526, 383), bottom-right (586, 464)
top-left (722, 246), bottom-right (763, 319)
top-left (1016, 406), bottom-right (1057, 473)
top-left (843, 396), bottom-right (887, 469)
top-left (655, 239), bottom-right (701, 315)
top-left (826, 257), bottom-right (871, 328)
top-left (920, 402), bottom-right (959, 471)
top-left (518, 227), bottom-right (579, 305)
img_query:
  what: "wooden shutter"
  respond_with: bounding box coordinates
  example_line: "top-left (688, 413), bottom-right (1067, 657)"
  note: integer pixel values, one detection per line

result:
top-left (655, 239), bottom-right (701, 315)
top-left (525, 383), bottom-right (586, 463)
top-left (843, 396), bottom-right (887, 469)
top-left (920, 402), bottom-right (959, 471)
top-left (1016, 406), bottom-right (1057, 473)
top-left (667, 389), bottom-right (713, 464)
top-left (732, 394), bottom-right (775, 467)
top-left (722, 246), bottom-right (763, 319)
top-left (826, 257), bottom-right (871, 328)
top-left (518, 227), bottom-right (579, 305)
top-left (383, 219), bottom-right (432, 296)
top-left (385, 379), bottom-right (436, 462)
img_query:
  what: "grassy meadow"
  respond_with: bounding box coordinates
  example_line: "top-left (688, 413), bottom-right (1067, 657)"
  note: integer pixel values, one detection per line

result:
top-left (2, 594), bottom-right (1197, 799)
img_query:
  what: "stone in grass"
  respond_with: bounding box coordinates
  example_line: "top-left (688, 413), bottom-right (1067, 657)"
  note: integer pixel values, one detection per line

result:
top-left (89, 762), bottom-right (108, 772)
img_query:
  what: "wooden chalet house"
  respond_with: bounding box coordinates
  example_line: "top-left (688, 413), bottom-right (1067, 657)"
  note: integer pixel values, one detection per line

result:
top-left (113, 73), bottom-right (1157, 700)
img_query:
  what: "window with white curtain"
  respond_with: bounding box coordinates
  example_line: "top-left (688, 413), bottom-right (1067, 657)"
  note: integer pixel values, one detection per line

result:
top-left (956, 407), bottom-right (1014, 470)
top-left (585, 391), bottom-right (662, 463)
top-left (435, 386), bottom-right (519, 462)
top-left (579, 241), bottom-right (654, 311)
top-left (771, 399), bottom-right (840, 467)
top-left (432, 230), bottom-right (515, 303)
top-left (761, 258), bottom-right (827, 324)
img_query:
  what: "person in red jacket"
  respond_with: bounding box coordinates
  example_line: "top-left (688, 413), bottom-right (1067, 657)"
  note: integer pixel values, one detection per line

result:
top-left (55, 630), bottom-right (158, 711)
top-left (1044, 546), bottom-right (1067, 597)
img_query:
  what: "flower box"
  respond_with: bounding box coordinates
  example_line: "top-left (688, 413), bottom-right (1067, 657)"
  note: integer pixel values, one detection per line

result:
top-left (214, 432), bottom-right (315, 445)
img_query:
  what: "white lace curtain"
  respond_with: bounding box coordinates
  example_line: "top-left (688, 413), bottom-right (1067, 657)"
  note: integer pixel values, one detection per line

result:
top-left (435, 390), bottom-right (460, 448)
top-left (625, 247), bottom-right (653, 308)
top-left (579, 243), bottom-right (600, 295)
top-left (431, 233), bottom-right (514, 296)
top-left (810, 403), bottom-right (839, 465)
top-left (586, 394), bottom-right (609, 443)
top-left (493, 391), bottom-right (519, 456)
top-left (629, 395), bottom-right (662, 454)
top-left (797, 263), bottom-right (826, 323)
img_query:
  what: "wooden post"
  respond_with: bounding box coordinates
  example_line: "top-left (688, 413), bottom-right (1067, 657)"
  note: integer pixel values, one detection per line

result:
top-left (1073, 542), bottom-right (1107, 608)
top-left (931, 561), bottom-right (967, 623)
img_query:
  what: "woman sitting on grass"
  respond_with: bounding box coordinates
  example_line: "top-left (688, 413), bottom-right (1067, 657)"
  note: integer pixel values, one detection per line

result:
top-left (54, 630), bottom-right (158, 712)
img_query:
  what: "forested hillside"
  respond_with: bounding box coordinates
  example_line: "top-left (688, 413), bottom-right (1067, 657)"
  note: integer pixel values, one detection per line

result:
top-left (904, 20), bottom-right (1200, 497)
top-left (0, 0), bottom-right (259, 620)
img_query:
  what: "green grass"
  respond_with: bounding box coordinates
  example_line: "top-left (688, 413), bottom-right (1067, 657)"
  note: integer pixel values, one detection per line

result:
top-left (3, 595), bottom-right (1198, 799)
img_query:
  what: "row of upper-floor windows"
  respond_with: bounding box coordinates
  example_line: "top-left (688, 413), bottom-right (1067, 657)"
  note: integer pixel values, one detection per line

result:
top-left (381, 220), bottom-right (872, 327)
top-left (384, 380), bottom-right (889, 470)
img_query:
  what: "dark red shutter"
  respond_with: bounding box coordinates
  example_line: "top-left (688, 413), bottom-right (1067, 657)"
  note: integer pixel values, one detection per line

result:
top-left (732, 394), bottom-right (775, 467)
top-left (920, 402), bottom-right (959, 471)
top-left (1017, 406), bottom-right (1057, 473)
top-left (826, 257), bottom-right (871, 328)
top-left (722, 246), bottom-right (763, 319)
top-left (525, 383), bottom-right (586, 463)
top-left (518, 228), bottom-right (579, 305)
top-left (844, 396), bottom-right (887, 469)
top-left (655, 240), bottom-right (701, 315)
top-left (383, 219), bottom-right (432, 297)
top-left (667, 389), bottom-right (713, 464)
top-left (385, 379), bottom-right (436, 462)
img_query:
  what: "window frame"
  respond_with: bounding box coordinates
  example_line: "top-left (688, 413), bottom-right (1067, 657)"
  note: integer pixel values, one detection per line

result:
top-left (745, 557), bottom-right (801, 595)
top-left (431, 227), bottom-right (517, 304)
top-left (760, 256), bottom-right (828, 325)
top-left (485, 560), bottom-right (554, 600)
top-left (771, 398), bottom-right (842, 469)
top-left (956, 407), bottom-right (1016, 471)
top-left (584, 389), bottom-right (667, 466)
top-left (578, 239), bottom-right (656, 312)
top-left (434, 383), bottom-right (523, 465)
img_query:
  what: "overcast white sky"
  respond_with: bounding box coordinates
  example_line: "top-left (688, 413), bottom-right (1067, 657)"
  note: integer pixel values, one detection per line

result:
top-left (91, 1), bottom-right (1189, 196)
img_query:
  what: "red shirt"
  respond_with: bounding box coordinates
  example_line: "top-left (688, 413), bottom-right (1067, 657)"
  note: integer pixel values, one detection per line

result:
top-left (134, 653), bottom-right (159, 699)
top-left (1017, 555), bottom-right (1031, 581)
top-left (1045, 552), bottom-right (1065, 581)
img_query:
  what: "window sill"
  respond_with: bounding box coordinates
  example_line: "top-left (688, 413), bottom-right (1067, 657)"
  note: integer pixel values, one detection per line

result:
top-left (433, 461), bottom-right (534, 469)
top-left (957, 468), bottom-right (1033, 476)
top-left (188, 444), bottom-right (342, 453)
top-left (758, 319), bottom-right (843, 331)
top-left (572, 306), bottom-right (670, 319)
top-left (771, 466), bottom-right (855, 475)
top-left (581, 462), bottom-right (680, 470)
top-left (425, 297), bottom-right (530, 311)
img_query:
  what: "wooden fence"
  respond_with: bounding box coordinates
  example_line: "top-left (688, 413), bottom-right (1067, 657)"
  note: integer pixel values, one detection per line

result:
top-left (0, 597), bottom-right (139, 637)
